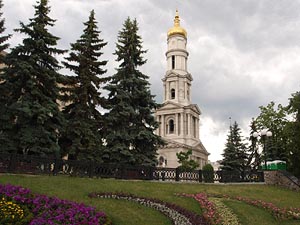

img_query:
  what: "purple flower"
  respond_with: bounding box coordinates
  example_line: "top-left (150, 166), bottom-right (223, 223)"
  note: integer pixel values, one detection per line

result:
top-left (0, 183), bottom-right (111, 225)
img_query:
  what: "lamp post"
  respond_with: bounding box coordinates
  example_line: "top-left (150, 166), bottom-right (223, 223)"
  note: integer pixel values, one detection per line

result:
top-left (252, 128), bottom-right (272, 170)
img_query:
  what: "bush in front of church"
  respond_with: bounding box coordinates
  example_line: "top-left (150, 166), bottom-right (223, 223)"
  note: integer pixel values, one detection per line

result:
top-left (202, 164), bottom-right (214, 183)
top-left (176, 149), bottom-right (199, 171)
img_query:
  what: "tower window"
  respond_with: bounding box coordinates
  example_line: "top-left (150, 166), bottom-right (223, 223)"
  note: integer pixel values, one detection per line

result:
top-left (172, 55), bottom-right (175, 69)
top-left (171, 88), bottom-right (175, 99)
top-left (169, 119), bottom-right (175, 133)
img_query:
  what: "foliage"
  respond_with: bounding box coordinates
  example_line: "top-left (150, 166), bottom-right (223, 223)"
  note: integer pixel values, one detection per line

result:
top-left (202, 164), bottom-right (214, 183)
top-left (103, 17), bottom-right (163, 166)
top-left (59, 10), bottom-right (108, 161)
top-left (285, 92), bottom-right (300, 177)
top-left (221, 121), bottom-right (248, 172)
top-left (247, 118), bottom-right (261, 170)
top-left (0, 0), bottom-right (12, 154)
top-left (255, 101), bottom-right (289, 162)
top-left (0, 0), bottom-right (65, 156)
top-left (0, 0), bottom-right (10, 62)
top-left (176, 149), bottom-right (199, 171)
top-left (0, 183), bottom-right (111, 225)
top-left (89, 192), bottom-right (207, 225)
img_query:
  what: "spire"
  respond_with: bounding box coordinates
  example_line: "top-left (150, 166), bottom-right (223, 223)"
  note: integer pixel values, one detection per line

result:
top-left (167, 10), bottom-right (187, 38)
top-left (174, 9), bottom-right (180, 27)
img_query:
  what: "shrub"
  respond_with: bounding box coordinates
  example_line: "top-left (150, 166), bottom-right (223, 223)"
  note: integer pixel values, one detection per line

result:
top-left (177, 150), bottom-right (199, 171)
top-left (202, 164), bottom-right (214, 183)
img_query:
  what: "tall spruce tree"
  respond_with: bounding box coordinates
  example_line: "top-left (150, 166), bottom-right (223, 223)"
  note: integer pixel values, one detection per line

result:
top-left (0, 0), bottom-right (12, 153)
top-left (221, 121), bottom-right (248, 172)
top-left (103, 18), bottom-right (163, 166)
top-left (0, 0), bottom-right (65, 156)
top-left (248, 118), bottom-right (260, 169)
top-left (60, 10), bottom-right (108, 161)
top-left (0, 0), bottom-right (10, 61)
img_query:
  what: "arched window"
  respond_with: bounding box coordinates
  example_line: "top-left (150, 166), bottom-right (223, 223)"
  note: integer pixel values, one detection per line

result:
top-left (171, 88), bottom-right (175, 99)
top-left (169, 119), bottom-right (175, 133)
top-left (159, 156), bottom-right (164, 166)
top-left (172, 55), bottom-right (175, 69)
top-left (158, 156), bottom-right (167, 167)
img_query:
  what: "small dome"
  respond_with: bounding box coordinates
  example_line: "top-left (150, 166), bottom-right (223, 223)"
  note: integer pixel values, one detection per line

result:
top-left (167, 10), bottom-right (187, 38)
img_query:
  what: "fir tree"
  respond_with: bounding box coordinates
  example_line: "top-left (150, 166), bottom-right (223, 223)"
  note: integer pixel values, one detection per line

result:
top-left (0, 0), bottom-right (65, 156)
top-left (248, 118), bottom-right (260, 170)
top-left (0, 0), bottom-right (10, 62)
top-left (60, 10), bottom-right (108, 161)
top-left (221, 121), bottom-right (248, 172)
top-left (0, 0), bottom-right (12, 153)
top-left (103, 18), bottom-right (163, 166)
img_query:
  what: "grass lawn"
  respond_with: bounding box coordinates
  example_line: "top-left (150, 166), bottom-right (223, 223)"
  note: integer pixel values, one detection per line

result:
top-left (1, 174), bottom-right (300, 225)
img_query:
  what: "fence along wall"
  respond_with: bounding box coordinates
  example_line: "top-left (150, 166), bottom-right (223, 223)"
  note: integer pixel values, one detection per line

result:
top-left (0, 153), bottom-right (264, 183)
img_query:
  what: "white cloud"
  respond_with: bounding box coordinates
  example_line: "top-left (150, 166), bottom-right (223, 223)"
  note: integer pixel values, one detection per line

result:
top-left (2, 0), bottom-right (300, 162)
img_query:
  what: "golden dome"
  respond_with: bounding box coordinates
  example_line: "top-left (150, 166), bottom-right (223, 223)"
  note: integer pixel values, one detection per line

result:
top-left (167, 10), bottom-right (187, 38)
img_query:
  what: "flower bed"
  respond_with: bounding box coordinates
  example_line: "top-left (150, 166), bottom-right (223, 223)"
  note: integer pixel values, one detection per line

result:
top-left (89, 192), bottom-right (208, 225)
top-left (209, 198), bottom-right (240, 225)
top-left (0, 196), bottom-right (33, 224)
top-left (180, 193), bottom-right (223, 225)
top-left (0, 183), bottom-right (111, 225)
top-left (212, 194), bottom-right (300, 220)
top-left (231, 195), bottom-right (300, 220)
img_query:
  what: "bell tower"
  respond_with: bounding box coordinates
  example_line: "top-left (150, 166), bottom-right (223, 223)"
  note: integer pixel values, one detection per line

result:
top-left (155, 10), bottom-right (209, 168)
top-left (164, 10), bottom-right (191, 106)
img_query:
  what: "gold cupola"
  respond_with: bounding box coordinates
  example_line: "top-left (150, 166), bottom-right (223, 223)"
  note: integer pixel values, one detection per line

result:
top-left (167, 10), bottom-right (187, 38)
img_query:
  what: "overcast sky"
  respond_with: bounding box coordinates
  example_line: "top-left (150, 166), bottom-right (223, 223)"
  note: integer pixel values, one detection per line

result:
top-left (3, 0), bottom-right (300, 161)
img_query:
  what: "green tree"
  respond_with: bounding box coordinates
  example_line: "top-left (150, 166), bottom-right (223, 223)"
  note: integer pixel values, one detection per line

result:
top-left (176, 149), bottom-right (199, 171)
top-left (0, 0), bottom-right (10, 62)
top-left (248, 118), bottom-right (260, 169)
top-left (59, 10), bottom-right (108, 161)
top-left (255, 101), bottom-right (288, 161)
top-left (286, 92), bottom-right (300, 177)
top-left (103, 18), bottom-right (163, 166)
top-left (221, 121), bottom-right (248, 172)
top-left (0, 0), bottom-right (65, 156)
top-left (202, 163), bottom-right (214, 183)
top-left (0, 0), bottom-right (12, 153)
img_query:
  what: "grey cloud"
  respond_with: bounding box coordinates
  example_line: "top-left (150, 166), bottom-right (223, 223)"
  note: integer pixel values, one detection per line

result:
top-left (2, 0), bottom-right (300, 160)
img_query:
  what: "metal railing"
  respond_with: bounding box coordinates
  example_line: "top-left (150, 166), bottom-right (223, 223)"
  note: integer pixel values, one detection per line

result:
top-left (280, 170), bottom-right (300, 188)
top-left (0, 153), bottom-right (264, 183)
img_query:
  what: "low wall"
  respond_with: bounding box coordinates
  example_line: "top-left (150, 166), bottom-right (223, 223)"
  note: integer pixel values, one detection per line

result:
top-left (264, 170), bottom-right (300, 191)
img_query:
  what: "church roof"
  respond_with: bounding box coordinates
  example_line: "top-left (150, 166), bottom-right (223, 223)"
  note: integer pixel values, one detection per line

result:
top-left (163, 70), bottom-right (193, 81)
top-left (167, 10), bottom-right (187, 38)
top-left (184, 104), bottom-right (202, 114)
top-left (160, 138), bottom-right (209, 155)
top-left (156, 102), bottom-right (202, 115)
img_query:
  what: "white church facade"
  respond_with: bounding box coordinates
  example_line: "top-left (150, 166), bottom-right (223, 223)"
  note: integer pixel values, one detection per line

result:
top-left (155, 11), bottom-right (209, 168)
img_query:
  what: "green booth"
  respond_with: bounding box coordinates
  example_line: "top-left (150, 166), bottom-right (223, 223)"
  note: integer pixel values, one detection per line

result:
top-left (261, 160), bottom-right (286, 170)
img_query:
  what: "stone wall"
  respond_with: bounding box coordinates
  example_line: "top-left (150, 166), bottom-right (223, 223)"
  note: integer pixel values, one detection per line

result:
top-left (264, 170), bottom-right (300, 191)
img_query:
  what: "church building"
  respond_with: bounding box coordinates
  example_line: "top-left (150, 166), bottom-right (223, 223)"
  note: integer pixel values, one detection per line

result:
top-left (155, 10), bottom-right (209, 168)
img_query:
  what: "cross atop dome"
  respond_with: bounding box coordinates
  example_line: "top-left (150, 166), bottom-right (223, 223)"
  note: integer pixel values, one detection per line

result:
top-left (167, 10), bottom-right (187, 38)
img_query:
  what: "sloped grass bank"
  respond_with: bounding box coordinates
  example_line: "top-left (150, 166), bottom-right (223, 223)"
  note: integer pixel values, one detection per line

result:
top-left (1, 174), bottom-right (300, 225)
